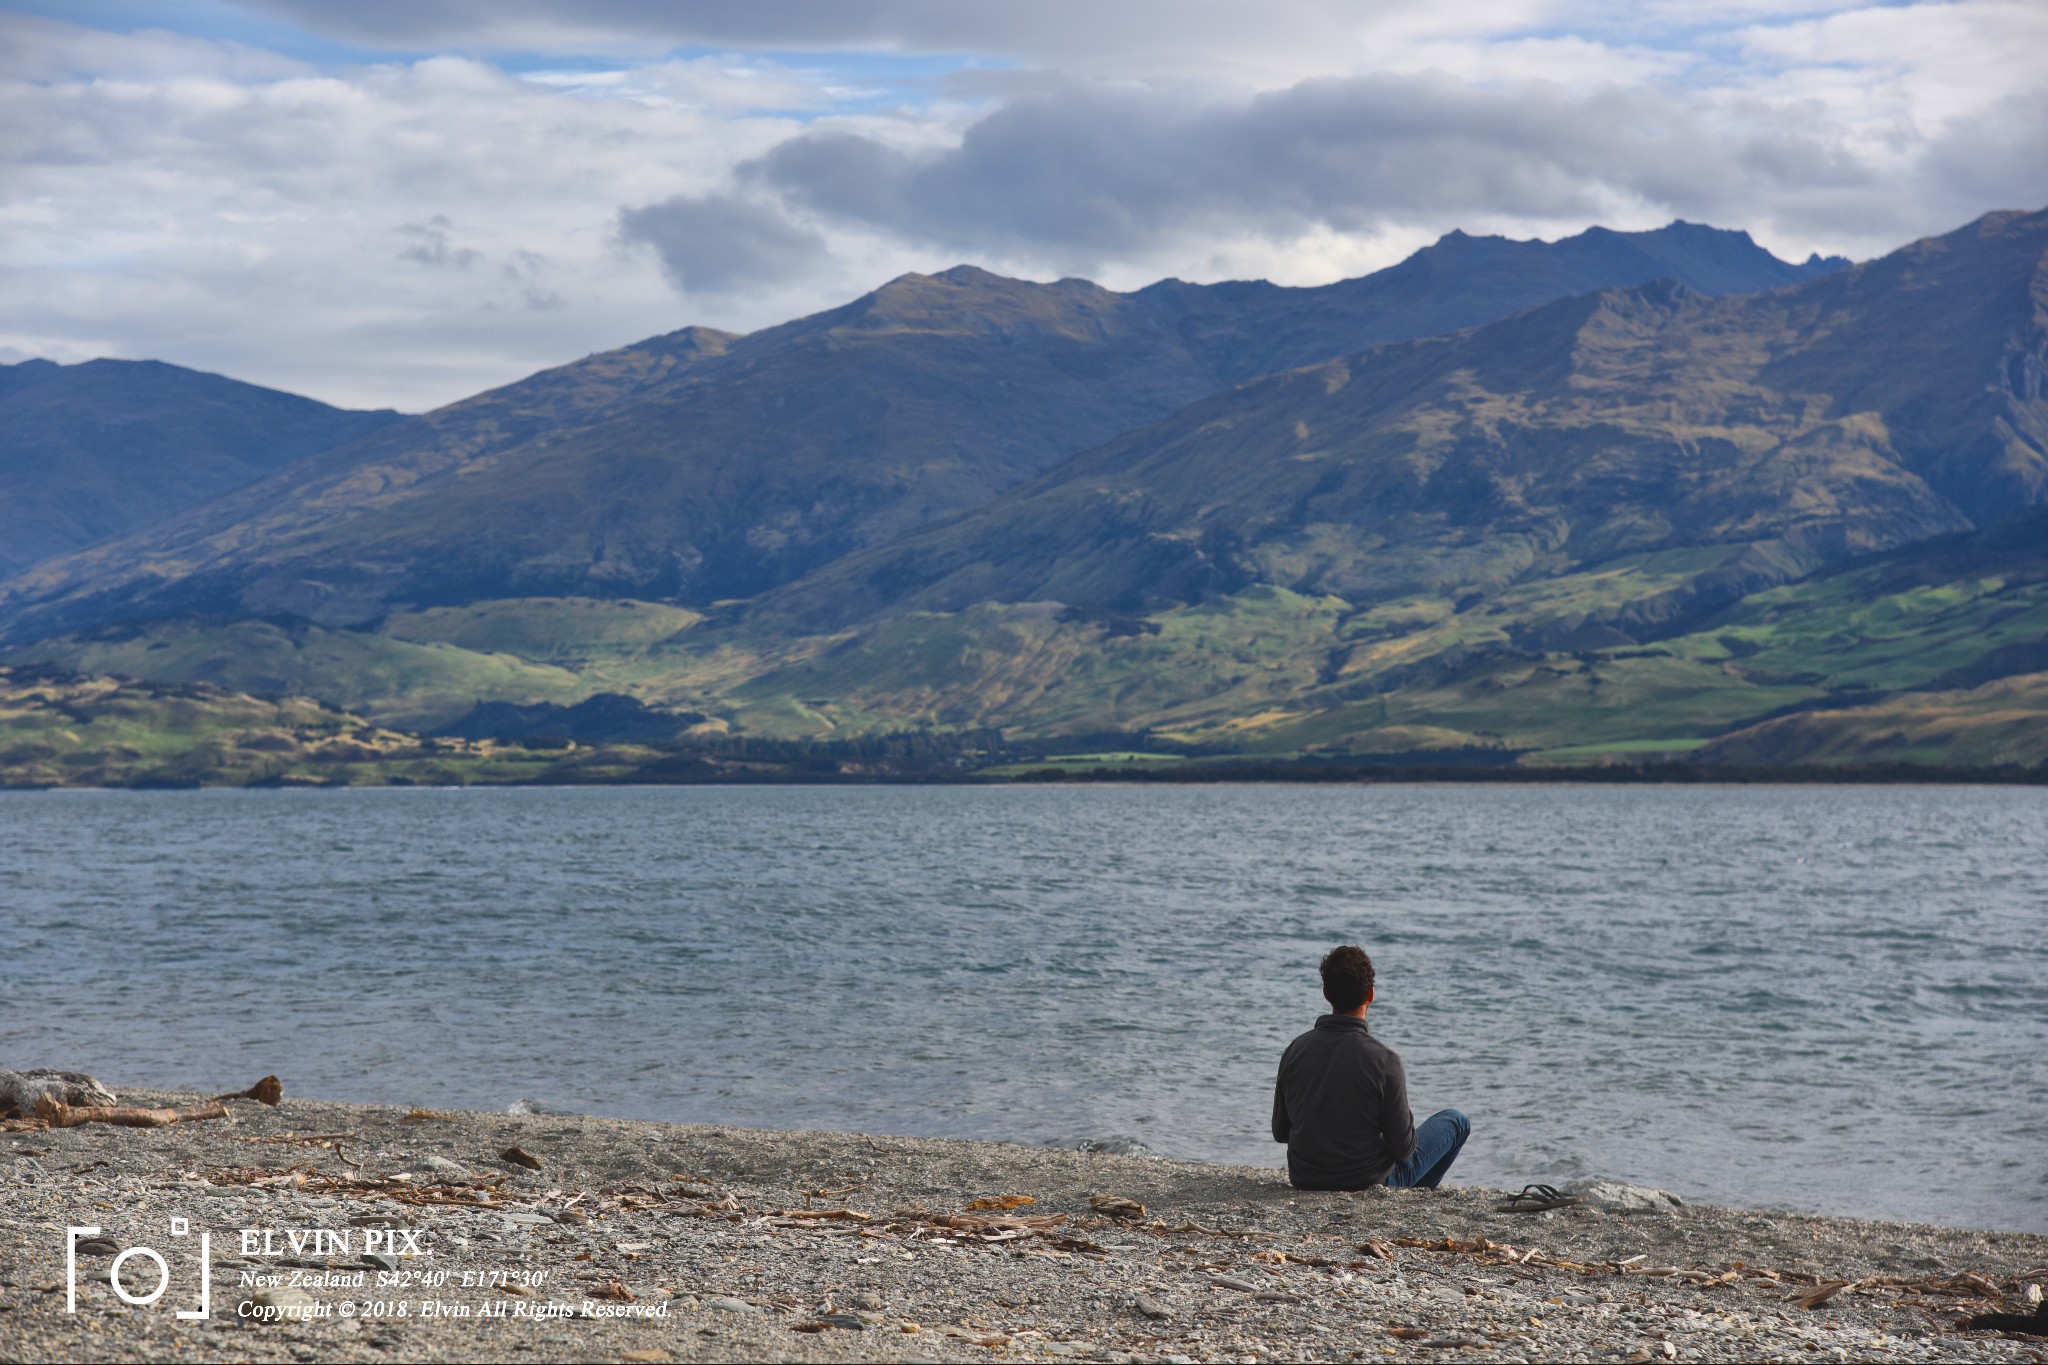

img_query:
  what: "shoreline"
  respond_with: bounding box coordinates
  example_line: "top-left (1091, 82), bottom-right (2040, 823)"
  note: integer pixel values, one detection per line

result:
top-left (3, 1089), bottom-right (2044, 1363)
top-left (5, 761), bottom-right (2048, 791)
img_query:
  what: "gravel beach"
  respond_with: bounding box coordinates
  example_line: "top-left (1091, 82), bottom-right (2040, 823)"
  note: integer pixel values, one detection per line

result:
top-left (2, 1088), bottom-right (2043, 1364)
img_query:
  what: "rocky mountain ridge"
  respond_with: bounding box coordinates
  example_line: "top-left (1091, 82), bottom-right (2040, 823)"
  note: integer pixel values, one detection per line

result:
top-left (0, 220), bottom-right (1848, 639)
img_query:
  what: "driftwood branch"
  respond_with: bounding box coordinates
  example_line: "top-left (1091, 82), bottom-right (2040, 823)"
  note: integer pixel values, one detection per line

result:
top-left (36, 1096), bottom-right (229, 1129)
top-left (212, 1075), bottom-right (283, 1106)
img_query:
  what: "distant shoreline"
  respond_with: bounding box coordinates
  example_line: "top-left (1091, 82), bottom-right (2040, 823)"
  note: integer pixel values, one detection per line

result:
top-left (997, 760), bottom-right (2048, 786)
top-left (5, 759), bottom-right (2047, 790)
top-left (8, 664), bottom-right (2045, 790)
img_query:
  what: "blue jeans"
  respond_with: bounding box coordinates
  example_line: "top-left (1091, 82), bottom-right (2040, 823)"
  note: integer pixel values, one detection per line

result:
top-left (1386, 1109), bottom-right (1470, 1189)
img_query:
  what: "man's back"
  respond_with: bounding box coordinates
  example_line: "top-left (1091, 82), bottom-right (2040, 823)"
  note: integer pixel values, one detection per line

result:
top-left (1272, 1015), bottom-right (1417, 1190)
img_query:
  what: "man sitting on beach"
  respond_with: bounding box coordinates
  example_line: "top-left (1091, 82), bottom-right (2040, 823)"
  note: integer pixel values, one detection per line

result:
top-left (1272, 945), bottom-right (1470, 1191)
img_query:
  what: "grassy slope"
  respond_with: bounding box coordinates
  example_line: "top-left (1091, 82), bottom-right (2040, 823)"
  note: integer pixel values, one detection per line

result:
top-left (6, 618), bottom-right (596, 731)
top-left (5, 511), bottom-right (2044, 769)
top-left (618, 527), bottom-right (2048, 763)
top-left (1694, 671), bottom-right (2048, 766)
top-left (8, 534), bottom-right (2041, 767)
top-left (0, 665), bottom-right (1010, 788)
top-left (2, 541), bottom-right (2042, 777)
top-left (382, 597), bottom-right (704, 667)
top-left (0, 668), bottom-right (552, 787)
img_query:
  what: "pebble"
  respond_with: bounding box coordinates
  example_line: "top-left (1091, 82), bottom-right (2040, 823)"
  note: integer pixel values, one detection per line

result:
top-left (1564, 1181), bottom-right (1686, 1213)
top-left (708, 1297), bottom-right (762, 1314)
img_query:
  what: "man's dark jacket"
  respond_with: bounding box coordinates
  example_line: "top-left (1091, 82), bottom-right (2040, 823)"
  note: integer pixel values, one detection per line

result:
top-left (1272, 1014), bottom-right (1416, 1190)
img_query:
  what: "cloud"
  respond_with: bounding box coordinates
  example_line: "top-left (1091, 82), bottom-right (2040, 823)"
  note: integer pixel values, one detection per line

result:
top-left (5, 2), bottom-right (2047, 412)
top-left (740, 68), bottom-right (2048, 276)
top-left (0, 10), bottom-right (309, 82)
top-left (618, 193), bottom-right (829, 293)
top-left (397, 215), bottom-right (483, 269)
top-left (228, 0), bottom-right (1506, 79)
top-left (0, 15), bottom-right (883, 409)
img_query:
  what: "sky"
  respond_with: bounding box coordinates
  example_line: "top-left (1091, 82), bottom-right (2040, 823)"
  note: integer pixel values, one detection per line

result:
top-left (3, 0), bottom-right (2045, 412)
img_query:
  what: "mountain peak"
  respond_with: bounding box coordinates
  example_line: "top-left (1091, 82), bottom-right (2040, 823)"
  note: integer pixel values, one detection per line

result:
top-left (870, 263), bottom-right (1014, 294)
top-left (1646, 218), bottom-right (1746, 240)
top-left (0, 357), bottom-right (63, 402)
top-left (630, 324), bottom-right (738, 362)
top-left (933, 264), bottom-right (1009, 285)
top-left (835, 263), bottom-right (1126, 341)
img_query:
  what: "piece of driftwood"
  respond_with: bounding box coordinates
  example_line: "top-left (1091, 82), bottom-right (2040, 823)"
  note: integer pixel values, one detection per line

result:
top-left (212, 1075), bottom-right (284, 1106)
top-left (0, 1068), bottom-right (118, 1118)
top-left (400, 1108), bottom-right (457, 1124)
top-left (965, 1195), bottom-right (1036, 1211)
top-left (36, 1095), bottom-right (229, 1128)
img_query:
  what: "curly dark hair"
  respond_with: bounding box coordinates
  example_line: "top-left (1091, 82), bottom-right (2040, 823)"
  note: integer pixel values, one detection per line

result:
top-left (1320, 945), bottom-right (1376, 1013)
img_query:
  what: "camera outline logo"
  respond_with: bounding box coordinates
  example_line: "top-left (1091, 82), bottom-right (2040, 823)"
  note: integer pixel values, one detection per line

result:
top-left (66, 1219), bottom-right (212, 1320)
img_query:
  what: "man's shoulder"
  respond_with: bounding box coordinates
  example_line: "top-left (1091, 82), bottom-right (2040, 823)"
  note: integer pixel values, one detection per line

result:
top-left (1360, 1031), bottom-right (1403, 1067)
top-left (1281, 1027), bottom-right (1319, 1060)
top-left (1281, 1021), bottom-right (1402, 1062)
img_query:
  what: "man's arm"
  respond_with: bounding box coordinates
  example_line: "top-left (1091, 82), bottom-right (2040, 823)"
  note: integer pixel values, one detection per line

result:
top-left (1271, 1057), bottom-right (1291, 1143)
top-left (1380, 1052), bottom-right (1417, 1162)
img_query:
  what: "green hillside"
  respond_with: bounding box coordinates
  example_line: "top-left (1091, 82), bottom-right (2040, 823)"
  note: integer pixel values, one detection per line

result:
top-left (0, 666), bottom-right (539, 788)
top-left (602, 510), bottom-right (2048, 764)
top-left (16, 502), bottom-right (2039, 773)
top-left (1694, 672), bottom-right (2048, 767)
top-left (13, 617), bottom-right (597, 731)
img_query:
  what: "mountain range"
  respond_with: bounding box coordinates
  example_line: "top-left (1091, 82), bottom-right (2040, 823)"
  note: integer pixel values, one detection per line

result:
top-left (0, 358), bottom-right (399, 579)
top-left (0, 221), bottom-right (1843, 637)
top-left (4, 210), bottom-right (2044, 775)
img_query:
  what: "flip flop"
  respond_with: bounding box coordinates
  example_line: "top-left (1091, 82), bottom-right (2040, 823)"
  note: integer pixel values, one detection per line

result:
top-left (1493, 1183), bottom-right (1587, 1213)
top-left (1958, 1299), bottom-right (2048, 1336)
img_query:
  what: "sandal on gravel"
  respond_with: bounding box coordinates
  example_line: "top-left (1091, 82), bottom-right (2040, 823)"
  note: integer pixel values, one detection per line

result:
top-left (1494, 1183), bottom-right (1587, 1213)
top-left (1958, 1300), bottom-right (2048, 1336)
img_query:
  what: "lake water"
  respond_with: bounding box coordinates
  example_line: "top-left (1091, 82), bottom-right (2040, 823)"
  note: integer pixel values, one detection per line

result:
top-left (2, 784), bottom-right (2043, 1232)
